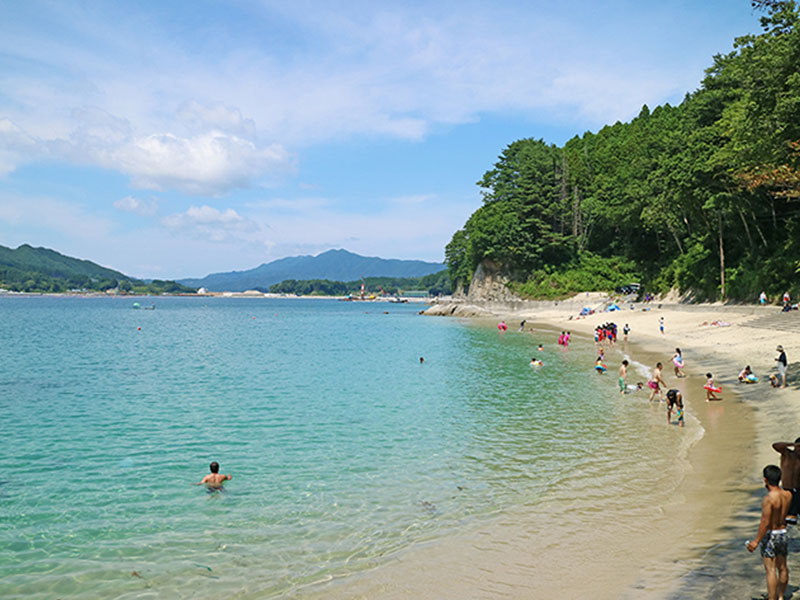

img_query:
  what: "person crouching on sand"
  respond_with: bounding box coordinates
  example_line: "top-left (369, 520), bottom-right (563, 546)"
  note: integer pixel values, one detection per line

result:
top-left (746, 465), bottom-right (791, 600)
top-left (194, 461), bottom-right (232, 490)
top-left (666, 389), bottom-right (684, 427)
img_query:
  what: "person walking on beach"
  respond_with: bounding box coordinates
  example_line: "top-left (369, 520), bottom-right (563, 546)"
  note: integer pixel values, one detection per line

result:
top-left (659, 316), bottom-right (664, 335)
top-left (194, 461), bottom-right (232, 490)
top-left (760, 291), bottom-right (768, 305)
top-left (746, 465), bottom-right (791, 600)
top-left (666, 389), bottom-right (683, 427)
top-left (704, 372), bottom-right (722, 401)
top-left (776, 346), bottom-right (788, 388)
top-left (672, 348), bottom-right (685, 378)
top-left (772, 438), bottom-right (800, 525)
top-left (648, 362), bottom-right (665, 402)
top-left (619, 360), bottom-right (629, 394)
top-left (623, 323), bottom-right (630, 344)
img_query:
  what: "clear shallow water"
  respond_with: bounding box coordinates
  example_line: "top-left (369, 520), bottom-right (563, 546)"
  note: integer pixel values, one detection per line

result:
top-left (1, 297), bottom-right (693, 598)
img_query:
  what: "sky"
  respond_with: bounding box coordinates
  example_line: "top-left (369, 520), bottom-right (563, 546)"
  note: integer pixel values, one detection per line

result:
top-left (0, 0), bottom-right (764, 279)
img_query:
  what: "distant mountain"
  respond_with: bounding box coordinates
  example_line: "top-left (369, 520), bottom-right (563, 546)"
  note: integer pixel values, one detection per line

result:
top-left (179, 249), bottom-right (445, 292)
top-left (0, 243), bottom-right (129, 282)
top-left (0, 244), bottom-right (194, 294)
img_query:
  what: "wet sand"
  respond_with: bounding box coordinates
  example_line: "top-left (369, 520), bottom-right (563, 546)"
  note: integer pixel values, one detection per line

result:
top-left (291, 302), bottom-right (800, 599)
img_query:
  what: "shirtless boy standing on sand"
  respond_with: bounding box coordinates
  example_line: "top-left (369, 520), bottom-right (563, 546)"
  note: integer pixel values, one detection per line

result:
top-left (772, 437), bottom-right (800, 525)
top-left (648, 362), bottom-right (665, 403)
top-left (194, 461), bottom-right (232, 490)
top-left (619, 360), bottom-right (629, 395)
top-left (747, 465), bottom-right (791, 600)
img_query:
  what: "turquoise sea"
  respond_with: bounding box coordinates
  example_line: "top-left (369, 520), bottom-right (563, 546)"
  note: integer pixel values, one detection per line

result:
top-left (1, 297), bottom-right (694, 598)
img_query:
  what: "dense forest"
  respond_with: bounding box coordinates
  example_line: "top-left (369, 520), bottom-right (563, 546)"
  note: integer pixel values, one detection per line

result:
top-left (269, 271), bottom-right (451, 296)
top-left (446, 1), bottom-right (800, 301)
top-left (0, 244), bottom-right (195, 294)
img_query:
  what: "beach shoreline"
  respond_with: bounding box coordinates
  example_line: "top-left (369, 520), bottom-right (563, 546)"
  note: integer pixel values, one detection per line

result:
top-left (416, 298), bottom-right (800, 598)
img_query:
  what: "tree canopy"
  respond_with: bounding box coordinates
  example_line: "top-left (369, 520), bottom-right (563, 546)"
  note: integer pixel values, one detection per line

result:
top-left (446, 1), bottom-right (800, 301)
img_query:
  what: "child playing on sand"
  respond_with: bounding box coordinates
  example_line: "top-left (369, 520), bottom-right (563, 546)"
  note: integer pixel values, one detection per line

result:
top-left (672, 348), bottom-right (685, 378)
top-left (666, 389), bottom-right (684, 427)
top-left (738, 365), bottom-right (758, 383)
top-left (194, 461), bottom-right (232, 490)
top-left (704, 373), bottom-right (722, 401)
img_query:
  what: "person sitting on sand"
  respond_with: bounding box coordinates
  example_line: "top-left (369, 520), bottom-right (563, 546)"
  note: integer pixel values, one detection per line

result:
top-left (194, 461), bottom-right (232, 490)
top-left (746, 465), bottom-right (791, 600)
top-left (704, 373), bottom-right (722, 401)
top-left (738, 365), bottom-right (758, 383)
top-left (647, 362), bottom-right (665, 403)
top-left (666, 389), bottom-right (684, 427)
top-left (770, 374), bottom-right (781, 388)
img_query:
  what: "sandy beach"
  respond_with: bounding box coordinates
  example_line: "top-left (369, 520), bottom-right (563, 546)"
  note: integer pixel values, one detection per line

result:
top-left (299, 297), bottom-right (800, 599)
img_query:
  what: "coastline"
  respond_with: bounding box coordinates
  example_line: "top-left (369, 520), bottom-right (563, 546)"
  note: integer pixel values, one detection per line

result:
top-left (416, 298), bottom-right (800, 598)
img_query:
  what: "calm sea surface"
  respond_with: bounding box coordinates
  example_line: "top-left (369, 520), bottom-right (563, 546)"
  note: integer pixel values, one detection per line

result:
top-left (1, 296), bottom-right (693, 598)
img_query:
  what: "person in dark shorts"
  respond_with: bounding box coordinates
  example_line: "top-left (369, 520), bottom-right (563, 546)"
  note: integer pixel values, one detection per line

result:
top-left (772, 437), bottom-right (800, 525)
top-left (666, 389), bottom-right (683, 427)
top-left (747, 465), bottom-right (791, 600)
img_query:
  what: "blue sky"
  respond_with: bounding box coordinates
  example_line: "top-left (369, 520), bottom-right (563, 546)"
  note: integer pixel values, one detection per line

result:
top-left (0, 1), bottom-right (762, 279)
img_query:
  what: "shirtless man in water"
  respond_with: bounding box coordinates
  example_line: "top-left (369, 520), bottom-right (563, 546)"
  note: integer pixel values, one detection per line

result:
top-left (194, 461), bottom-right (232, 490)
top-left (772, 437), bottom-right (800, 525)
top-left (747, 465), bottom-right (791, 600)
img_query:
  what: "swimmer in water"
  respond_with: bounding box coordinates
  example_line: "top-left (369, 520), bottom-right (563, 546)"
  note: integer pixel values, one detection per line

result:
top-left (537, 344), bottom-right (544, 351)
top-left (194, 461), bottom-right (231, 490)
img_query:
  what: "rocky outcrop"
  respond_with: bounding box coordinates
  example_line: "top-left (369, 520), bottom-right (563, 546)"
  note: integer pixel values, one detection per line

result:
top-left (466, 260), bottom-right (519, 301)
top-left (424, 302), bottom-right (493, 317)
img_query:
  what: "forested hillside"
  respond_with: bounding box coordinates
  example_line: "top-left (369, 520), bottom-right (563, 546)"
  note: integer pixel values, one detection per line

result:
top-left (0, 244), bottom-right (194, 294)
top-left (269, 271), bottom-right (451, 296)
top-left (446, 1), bottom-right (800, 301)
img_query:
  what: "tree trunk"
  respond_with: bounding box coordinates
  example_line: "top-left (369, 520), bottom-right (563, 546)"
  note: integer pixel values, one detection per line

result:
top-left (718, 212), bottom-right (726, 300)
top-left (737, 207), bottom-right (754, 249)
top-left (752, 211), bottom-right (768, 247)
top-left (572, 186), bottom-right (582, 242)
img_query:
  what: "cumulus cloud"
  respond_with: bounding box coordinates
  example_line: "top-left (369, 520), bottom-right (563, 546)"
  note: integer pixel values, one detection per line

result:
top-left (162, 205), bottom-right (264, 243)
top-left (38, 106), bottom-right (293, 196)
top-left (113, 195), bottom-right (159, 217)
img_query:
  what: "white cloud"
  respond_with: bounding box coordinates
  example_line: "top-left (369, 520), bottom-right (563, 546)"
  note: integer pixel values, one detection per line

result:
top-left (111, 131), bottom-right (291, 195)
top-left (113, 195), bottom-right (159, 217)
top-left (0, 1), bottom-right (741, 188)
top-left (161, 205), bottom-right (265, 243)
